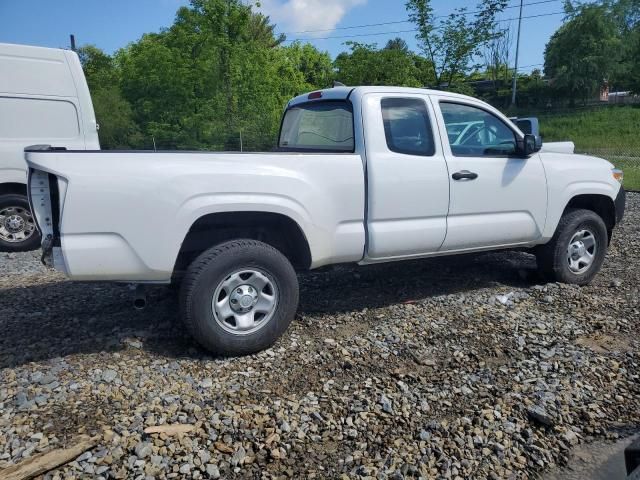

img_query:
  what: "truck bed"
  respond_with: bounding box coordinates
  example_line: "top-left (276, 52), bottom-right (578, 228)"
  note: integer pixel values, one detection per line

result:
top-left (26, 148), bottom-right (366, 281)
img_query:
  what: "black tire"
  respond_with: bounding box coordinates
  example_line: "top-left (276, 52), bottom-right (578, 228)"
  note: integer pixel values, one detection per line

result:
top-left (179, 239), bottom-right (299, 356)
top-left (0, 193), bottom-right (41, 253)
top-left (536, 208), bottom-right (608, 285)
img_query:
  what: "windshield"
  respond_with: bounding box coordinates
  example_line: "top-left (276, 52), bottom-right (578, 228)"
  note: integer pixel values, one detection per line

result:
top-left (279, 101), bottom-right (354, 152)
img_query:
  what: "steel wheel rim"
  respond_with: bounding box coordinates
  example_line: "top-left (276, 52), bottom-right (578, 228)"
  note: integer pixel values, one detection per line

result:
top-left (567, 229), bottom-right (597, 274)
top-left (0, 206), bottom-right (36, 243)
top-left (211, 268), bottom-right (278, 336)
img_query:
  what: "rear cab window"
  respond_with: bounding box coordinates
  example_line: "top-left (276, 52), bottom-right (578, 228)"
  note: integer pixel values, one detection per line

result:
top-left (278, 101), bottom-right (354, 153)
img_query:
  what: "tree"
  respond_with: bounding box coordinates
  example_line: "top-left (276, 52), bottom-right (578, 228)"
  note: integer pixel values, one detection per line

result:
top-left (114, 0), bottom-right (330, 151)
top-left (405, 0), bottom-right (508, 90)
top-left (628, 25), bottom-right (640, 93)
top-left (77, 45), bottom-right (141, 149)
top-left (77, 45), bottom-right (118, 89)
top-left (334, 40), bottom-right (433, 87)
top-left (249, 13), bottom-right (286, 47)
top-left (483, 26), bottom-right (512, 90)
top-left (282, 42), bottom-right (334, 88)
top-left (384, 38), bottom-right (410, 52)
top-left (544, 4), bottom-right (621, 104)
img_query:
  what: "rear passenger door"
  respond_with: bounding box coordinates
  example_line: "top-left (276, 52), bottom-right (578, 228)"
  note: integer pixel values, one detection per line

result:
top-left (363, 93), bottom-right (450, 260)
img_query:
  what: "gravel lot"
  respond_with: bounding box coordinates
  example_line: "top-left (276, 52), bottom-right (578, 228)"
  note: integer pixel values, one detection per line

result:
top-left (1, 194), bottom-right (639, 480)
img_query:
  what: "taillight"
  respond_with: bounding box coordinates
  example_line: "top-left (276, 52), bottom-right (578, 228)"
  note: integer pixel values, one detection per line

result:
top-left (308, 91), bottom-right (323, 100)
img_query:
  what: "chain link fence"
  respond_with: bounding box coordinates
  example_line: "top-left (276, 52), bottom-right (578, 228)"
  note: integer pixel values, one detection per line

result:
top-left (533, 105), bottom-right (640, 192)
top-left (575, 148), bottom-right (640, 192)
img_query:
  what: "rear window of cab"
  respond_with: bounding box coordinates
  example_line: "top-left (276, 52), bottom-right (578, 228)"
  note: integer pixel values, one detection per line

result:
top-left (278, 101), bottom-right (355, 153)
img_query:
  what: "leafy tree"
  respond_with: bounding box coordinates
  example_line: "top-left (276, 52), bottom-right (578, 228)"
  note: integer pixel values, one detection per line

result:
top-left (77, 45), bottom-right (141, 149)
top-left (544, 4), bottom-right (621, 103)
top-left (628, 26), bottom-right (640, 93)
top-left (334, 40), bottom-right (433, 87)
top-left (90, 87), bottom-right (144, 149)
top-left (77, 45), bottom-right (118, 89)
top-left (405, 0), bottom-right (508, 90)
top-left (282, 42), bottom-right (334, 88)
top-left (114, 0), bottom-right (330, 150)
top-left (483, 26), bottom-right (512, 91)
top-left (384, 38), bottom-right (410, 52)
top-left (249, 13), bottom-right (286, 47)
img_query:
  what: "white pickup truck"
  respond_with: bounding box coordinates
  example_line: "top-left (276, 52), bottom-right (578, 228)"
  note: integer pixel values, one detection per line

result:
top-left (26, 86), bottom-right (626, 356)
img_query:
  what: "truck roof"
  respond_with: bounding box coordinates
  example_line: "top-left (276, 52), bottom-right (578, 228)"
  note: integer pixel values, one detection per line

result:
top-left (287, 86), bottom-right (475, 107)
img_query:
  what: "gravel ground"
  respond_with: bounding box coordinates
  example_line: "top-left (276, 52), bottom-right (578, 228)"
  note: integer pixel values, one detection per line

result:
top-left (1, 194), bottom-right (639, 480)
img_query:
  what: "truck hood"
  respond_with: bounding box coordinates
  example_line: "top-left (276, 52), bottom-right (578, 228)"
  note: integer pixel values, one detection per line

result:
top-left (540, 141), bottom-right (575, 154)
top-left (539, 151), bottom-right (614, 170)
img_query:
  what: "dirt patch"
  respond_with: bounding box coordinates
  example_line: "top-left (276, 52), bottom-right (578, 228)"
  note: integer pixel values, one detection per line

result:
top-left (575, 333), bottom-right (632, 354)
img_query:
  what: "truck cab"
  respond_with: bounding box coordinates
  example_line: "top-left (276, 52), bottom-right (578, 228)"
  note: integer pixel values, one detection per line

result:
top-left (0, 42), bottom-right (99, 252)
top-left (282, 87), bottom-right (551, 260)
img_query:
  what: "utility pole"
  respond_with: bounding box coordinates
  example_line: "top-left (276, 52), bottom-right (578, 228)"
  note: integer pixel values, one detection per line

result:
top-left (70, 34), bottom-right (77, 51)
top-left (511, 0), bottom-right (524, 106)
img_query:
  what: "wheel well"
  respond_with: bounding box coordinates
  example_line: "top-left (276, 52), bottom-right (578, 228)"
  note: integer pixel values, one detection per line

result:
top-left (0, 183), bottom-right (27, 197)
top-left (564, 194), bottom-right (616, 236)
top-left (174, 212), bottom-right (312, 277)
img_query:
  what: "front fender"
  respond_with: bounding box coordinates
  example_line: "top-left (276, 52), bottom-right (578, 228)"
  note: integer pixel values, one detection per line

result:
top-left (542, 180), bottom-right (621, 240)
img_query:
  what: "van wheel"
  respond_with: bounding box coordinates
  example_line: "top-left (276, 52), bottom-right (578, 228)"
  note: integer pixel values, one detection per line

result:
top-left (180, 239), bottom-right (299, 356)
top-left (536, 208), bottom-right (608, 285)
top-left (0, 194), bottom-right (41, 252)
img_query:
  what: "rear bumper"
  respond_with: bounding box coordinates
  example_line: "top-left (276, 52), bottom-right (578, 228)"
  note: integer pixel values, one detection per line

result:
top-left (615, 187), bottom-right (626, 225)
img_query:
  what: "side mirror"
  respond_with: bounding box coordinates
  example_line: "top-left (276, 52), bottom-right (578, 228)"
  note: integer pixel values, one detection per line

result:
top-left (522, 134), bottom-right (537, 156)
top-left (514, 117), bottom-right (543, 151)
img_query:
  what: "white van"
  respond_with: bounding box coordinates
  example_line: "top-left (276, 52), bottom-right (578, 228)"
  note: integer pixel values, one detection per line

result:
top-left (0, 42), bottom-right (100, 252)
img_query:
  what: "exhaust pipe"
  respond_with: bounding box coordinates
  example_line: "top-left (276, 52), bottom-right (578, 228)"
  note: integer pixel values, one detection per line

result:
top-left (131, 284), bottom-right (148, 310)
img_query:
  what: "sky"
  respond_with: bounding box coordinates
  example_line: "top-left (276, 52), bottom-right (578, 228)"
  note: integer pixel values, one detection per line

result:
top-left (0, 0), bottom-right (565, 73)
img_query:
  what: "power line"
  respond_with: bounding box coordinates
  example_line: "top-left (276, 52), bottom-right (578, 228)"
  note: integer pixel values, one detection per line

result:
top-left (283, 11), bottom-right (565, 42)
top-left (279, 0), bottom-right (562, 36)
top-left (518, 62), bottom-right (544, 68)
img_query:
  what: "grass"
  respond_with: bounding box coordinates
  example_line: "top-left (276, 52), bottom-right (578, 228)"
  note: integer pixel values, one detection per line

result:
top-left (536, 105), bottom-right (640, 191)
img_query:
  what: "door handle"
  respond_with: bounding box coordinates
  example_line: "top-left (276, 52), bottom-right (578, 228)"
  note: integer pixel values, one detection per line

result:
top-left (452, 170), bottom-right (478, 181)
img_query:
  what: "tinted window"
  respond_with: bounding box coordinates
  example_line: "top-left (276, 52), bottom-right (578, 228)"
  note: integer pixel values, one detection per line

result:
top-left (381, 98), bottom-right (435, 156)
top-left (279, 101), bottom-right (354, 152)
top-left (440, 102), bottom-right (517, 157)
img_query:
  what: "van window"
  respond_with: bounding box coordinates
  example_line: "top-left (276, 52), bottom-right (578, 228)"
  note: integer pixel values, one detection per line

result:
top-left (0, 97), bottom-right (79, 139)
top-left (279, 101), bottom-right (354, 152)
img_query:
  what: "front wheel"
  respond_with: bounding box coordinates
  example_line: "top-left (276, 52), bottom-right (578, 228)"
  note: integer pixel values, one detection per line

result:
top-left (179, 239), bottom-right (299, 356)
top-left (0, 194), bottom-right (41, 252)
top-left (536, 208), bottom-right (608, 285)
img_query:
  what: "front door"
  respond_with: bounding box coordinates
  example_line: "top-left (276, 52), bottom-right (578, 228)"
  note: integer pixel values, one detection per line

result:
top-left (432, 98), bottom-right (547, 251)
top-left (363, 93), bottom-right (450, 260)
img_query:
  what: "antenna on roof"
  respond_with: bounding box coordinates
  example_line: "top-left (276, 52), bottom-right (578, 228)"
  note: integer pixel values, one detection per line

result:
top-left (333, 81), bottom-right (346, 88)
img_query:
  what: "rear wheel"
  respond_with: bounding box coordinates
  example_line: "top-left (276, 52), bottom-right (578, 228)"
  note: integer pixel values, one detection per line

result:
top-left (0, 194), bottom-right (40, 252)
top-left (180, 239), bottom-right (299, 356)
top-left (536, 208), bottom-right (608, 285)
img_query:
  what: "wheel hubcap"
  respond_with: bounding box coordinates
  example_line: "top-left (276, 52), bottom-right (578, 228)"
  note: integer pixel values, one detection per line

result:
top-left (567, 229), bottom-right (597, 274)
top-left (0, 206), bottom-right (36, 243)
top-left (212, 269), bottom-right (278, 335)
